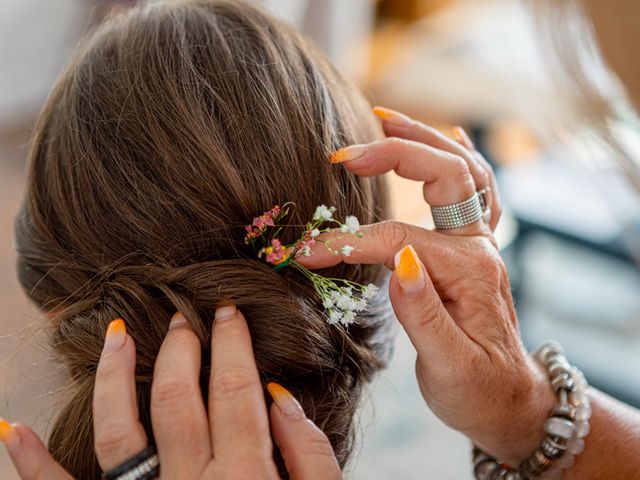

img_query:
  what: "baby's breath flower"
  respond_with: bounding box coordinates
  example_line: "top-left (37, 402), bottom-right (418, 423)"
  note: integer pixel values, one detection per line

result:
top-left (310, 228), bottom-right (320, 238)
top-left (336, 294), bottom-right (352, 311)
top-left (328, 309), bottom-right (343, 325)
top-left (339, 215), bottom-right (360, 234)
top-left (363, 283), bottom-right (379, 300)
top-left (313, 205), bottom-right (334, 221)
top-left (339, 245), bottom-right (354, 257)
top-left (341, 310), bottom-right (356, 326)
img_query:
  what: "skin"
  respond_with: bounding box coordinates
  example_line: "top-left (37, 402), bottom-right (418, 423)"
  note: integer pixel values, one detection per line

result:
top-left (1, 305), bottom-right (341, 479)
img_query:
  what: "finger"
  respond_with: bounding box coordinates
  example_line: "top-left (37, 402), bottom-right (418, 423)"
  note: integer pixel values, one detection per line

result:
top-left (296, 221), bottom-right (446, 272)
top-left (330, 137), bottom-right (476, 206)
top-left (388, 245), bottom-right (474, 363)
top-left (93, 319), bottom-right (148, 471)
top-left (0, 421), bottom-right (72, 480)
top-left (373, 106), bottom-right (490, 196)
top-left (453, 126), bottom-right (502, 230)
top-left (267, 383), bottom-right (341, 480)
top-left (330, 137), bottom-right (487, 236)
top-left (209, 305), bottom-right (271, 461)
top-left (151, 312), bottom-right (211, 476)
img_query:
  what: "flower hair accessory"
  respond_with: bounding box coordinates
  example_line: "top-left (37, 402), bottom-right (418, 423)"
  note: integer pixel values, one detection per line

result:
top-left (244, 202), bottom-right (379, 326)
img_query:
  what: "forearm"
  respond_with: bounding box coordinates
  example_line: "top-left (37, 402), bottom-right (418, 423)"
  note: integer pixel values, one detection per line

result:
top-left (565, 388), bottom-right (640, 479)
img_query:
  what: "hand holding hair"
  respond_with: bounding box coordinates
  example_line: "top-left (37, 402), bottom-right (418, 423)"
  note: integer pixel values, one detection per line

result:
top-left (301, 107), bottom-right (557, 467)
top-left (1, 305), bottom-right (341, 480)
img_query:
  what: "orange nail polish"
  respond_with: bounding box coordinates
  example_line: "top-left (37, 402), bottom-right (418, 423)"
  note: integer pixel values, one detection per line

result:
top-left (267, 382), bottom-right (305, 419)
top-left (453, 126), bottom-right (473, 149)
top-left (329, 144), bottom-right (367, 163)
top-left (372, 106), bottom-right (412, 127)
top-left (0, 419), bottom-right (19, 452)
top-left (104, 318), bottom-right (126, 352)
top-left (394, 245), bottom-right (426, 295)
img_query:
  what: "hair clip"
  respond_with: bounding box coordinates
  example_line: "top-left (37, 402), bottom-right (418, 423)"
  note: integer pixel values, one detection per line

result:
top-left (244, 202), bottom-right (379, 326)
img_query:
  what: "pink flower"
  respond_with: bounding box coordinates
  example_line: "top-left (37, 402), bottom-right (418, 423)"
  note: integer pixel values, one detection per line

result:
top-left (263, 238), bottom-right (288, 265)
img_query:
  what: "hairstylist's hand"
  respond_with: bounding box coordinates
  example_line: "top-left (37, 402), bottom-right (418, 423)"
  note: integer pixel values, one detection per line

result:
top-left (1, 306), bottom-right (340, 479)
top-left (301, 107), bottom-right (556, 466)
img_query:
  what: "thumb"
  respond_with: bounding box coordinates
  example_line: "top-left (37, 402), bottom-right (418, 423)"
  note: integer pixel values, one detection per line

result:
top-left (0, 419), bottom-right (73, 480)
top-left (389, 245), bottom-right (467, 361)
top-left (267, 383), bottom-right (341, 480)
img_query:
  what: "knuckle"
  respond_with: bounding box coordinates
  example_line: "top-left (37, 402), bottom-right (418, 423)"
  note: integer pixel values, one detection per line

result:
top-left (282, 421), bottom-right (335, 459)
top-left (164, 326), bottom-right (199, 347)
top-left (471, 241), bottom-right (505, 282)
top-left (210, 366), bottom-right (259, 401)
top-left (151, 377), bottom-right (197, 411)
top-left (447, 153), bottom-right (471, 178)
top-left (375, 220), bottom-right (410, 252)
top-left (382, 136), bottom-right (411, 150)
top-left (478, 168), bottom-right (490, 187)
top-left (411, 296), bottom-right (446, 332)
top-left (95, 422), bottom-right (136, 459)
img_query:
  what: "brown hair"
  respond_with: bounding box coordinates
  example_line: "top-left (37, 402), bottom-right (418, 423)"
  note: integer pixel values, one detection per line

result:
top-left (14, 1), bottom-right (392, 477)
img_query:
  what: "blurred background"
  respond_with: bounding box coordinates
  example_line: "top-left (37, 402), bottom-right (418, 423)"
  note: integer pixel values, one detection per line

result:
top-left (1, 0), bottom-right (639, 478)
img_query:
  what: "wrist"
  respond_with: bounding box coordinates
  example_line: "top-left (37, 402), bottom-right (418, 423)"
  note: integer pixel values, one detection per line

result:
top-left (474, 356), bottom-right (557, 467)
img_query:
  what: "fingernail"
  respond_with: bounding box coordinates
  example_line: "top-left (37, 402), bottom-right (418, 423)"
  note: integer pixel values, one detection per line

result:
top-left (215, 304), bottom-right (237, 322)
top-left (267, 383), bottom-right (305, 420)
top-left (453, 126), bottom-right (473, 148)
top-left (0, 419), bottom-right (20, 453)
top-left (394, 245), bottom-right (426, 295)
top-left (329, 144), bottom-right (367, 163)
top-left (103, 318), bottom-right (126, 352)
top-left (169, 311), bottom-right (188, 329)
top-left (372, 106), bottom-right (412, 127)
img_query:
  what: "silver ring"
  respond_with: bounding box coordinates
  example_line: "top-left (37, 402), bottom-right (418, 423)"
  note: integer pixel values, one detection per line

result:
top-left (101, 446), bottom-right (159, 480)
top-left (431, 189), bottom-right (490, 230)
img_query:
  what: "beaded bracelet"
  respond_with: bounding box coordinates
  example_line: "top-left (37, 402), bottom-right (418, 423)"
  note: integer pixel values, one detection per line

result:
top-left (472, 342), bottom-right (591, 480)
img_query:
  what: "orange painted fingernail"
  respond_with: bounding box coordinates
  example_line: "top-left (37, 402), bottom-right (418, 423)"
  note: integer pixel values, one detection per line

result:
top-left (0, 419), bottom-right (19, 452)
top-left (329, 144), bottom-right (367, 163)
top-left (267, 382), bottom-right (305, 419)
top-left (104, 318), bottom-right (126, 352)
top-left (394, 245), bottom-right (426, 295)
top-left (453, 126), bottom-right (474, 148)
top-left (372, 106), bottom-right (412, 127)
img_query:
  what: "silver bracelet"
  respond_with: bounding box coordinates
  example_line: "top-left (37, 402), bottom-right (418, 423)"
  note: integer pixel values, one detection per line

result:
top-left (472, 342), bottom-right (591, 480)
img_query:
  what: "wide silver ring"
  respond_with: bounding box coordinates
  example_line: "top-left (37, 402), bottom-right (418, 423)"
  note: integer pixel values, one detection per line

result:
top-left (431, 189), bottom-right (489, 230)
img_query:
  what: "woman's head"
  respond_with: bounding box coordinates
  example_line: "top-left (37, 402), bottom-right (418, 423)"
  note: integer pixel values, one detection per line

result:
top-left (14, 0), bottom-right (391, 477)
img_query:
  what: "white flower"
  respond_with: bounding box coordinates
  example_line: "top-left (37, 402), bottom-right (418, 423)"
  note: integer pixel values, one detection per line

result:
top-left (322, 297), bottom-right (334, 309)
top-left (310, 228), bottom-right (320, 238)
top-left (339, 245), bottom-right (354, 257)
top-left (313, 205), bottom-right (334, 221)
top-left (300, 246), bottom-right (312, 257)
top-left (330, 290), bottom-right (341, 302)
top-left (328, 309), bottom-right (343, 325)
top-left (341, 310), bottom-right (356, 326)
top-left (363, 283), bottom-right (379, 300)
top-left (354, 298), bottom-right (367, 311)
top-left (336, 294), bottom-right (352, 311)
top-left (341, 215), bottom-right (360, 234)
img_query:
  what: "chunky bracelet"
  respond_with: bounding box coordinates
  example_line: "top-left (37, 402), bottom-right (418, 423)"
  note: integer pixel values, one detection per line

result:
top-left (472, 342), bottom-right (591, 480)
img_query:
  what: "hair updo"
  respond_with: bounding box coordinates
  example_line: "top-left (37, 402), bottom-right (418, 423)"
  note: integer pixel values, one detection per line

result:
top-left (14, 0), bottom-right (393, 477)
